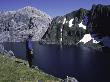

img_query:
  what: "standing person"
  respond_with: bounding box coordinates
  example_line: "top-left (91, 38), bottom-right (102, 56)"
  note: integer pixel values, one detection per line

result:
top-left (26, 34), bottom-right (33, 68)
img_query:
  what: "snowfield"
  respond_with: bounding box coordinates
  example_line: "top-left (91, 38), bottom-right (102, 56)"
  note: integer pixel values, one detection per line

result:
top-left (63, 18), bottom-right (66, 24)
top-left (78, 20), bottom-right (86, 29)
top-left (79, 34), bottom-right (100, 44)
top-left (69, 18), bottom-right (74, 27)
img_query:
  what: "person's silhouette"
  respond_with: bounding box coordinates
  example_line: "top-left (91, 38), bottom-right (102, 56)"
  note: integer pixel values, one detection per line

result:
top-left (26, 34), bottom-right (33, 67)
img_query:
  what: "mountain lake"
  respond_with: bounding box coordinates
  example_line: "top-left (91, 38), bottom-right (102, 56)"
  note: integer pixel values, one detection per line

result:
top-left (2, 42), bottom-right (110, 82)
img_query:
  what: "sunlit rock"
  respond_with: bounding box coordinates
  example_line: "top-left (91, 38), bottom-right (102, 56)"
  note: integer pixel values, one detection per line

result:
top-left (0, 6), bottom-right (51, 42)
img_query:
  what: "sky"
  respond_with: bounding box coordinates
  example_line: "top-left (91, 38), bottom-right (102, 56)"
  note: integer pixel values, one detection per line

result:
top-left (0, 0), bottom-right (110, 17)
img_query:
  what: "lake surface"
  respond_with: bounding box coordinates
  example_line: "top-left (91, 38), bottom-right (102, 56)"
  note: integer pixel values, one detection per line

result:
top-left (2, 42), bottom-right (110, 82)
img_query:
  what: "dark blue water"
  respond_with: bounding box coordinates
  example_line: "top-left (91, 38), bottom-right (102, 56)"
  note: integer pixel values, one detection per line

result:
top-left (2, 42), bottom-right (110, 82)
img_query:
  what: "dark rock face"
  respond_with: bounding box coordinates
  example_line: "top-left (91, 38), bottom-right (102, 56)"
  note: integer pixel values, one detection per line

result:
top-left (88, 4), bottom-right (110, 37)
top-left (87, 4), bottom-right (110, 51)
top-left (42, 16), bottom-right (63, 44)
top-left (42, 8), bottom-right (88, 45)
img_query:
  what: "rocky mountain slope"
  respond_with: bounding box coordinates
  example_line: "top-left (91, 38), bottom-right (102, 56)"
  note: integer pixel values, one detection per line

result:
top-left (42, 4), bottom-right (110, 50)
top-left (42, 8), bottom-right (89, 45)
top-left (87, 4), bottom-right (110, 48)
top-left (0, 6), bottom-right (51, 42)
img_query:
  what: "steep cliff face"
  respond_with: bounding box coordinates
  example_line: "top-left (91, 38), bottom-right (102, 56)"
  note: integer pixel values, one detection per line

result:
top-left (88, 4), bottom-right (110, 36)
top-left (42, 8), bottom-right (89, 44)
top-left (0, 6), bottom-right (51, 42)
top-left (87, 4), bottom-right (110, 48)
top-left (42, 4), bottom-right (110, 50)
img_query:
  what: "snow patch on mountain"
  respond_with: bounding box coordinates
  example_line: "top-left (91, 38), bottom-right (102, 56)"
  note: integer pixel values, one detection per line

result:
top-left (78, 20), bottom-right (86, 29)
top-left (66, 21), bottom-right (68, 23)
top-left (79, 34), bottom-right (100, 44)
top-left (63, 18), bottom-right (66, 24)
top-left (69, 18), bottom-right (74, 27)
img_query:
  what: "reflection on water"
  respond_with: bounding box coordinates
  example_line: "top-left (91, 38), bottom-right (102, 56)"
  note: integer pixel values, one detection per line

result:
top-left (2, 42), bottom-right (110, 82)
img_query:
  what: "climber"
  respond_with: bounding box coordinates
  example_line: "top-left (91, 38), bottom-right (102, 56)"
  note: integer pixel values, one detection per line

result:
top-left (26, 34), bottom-right (34, 68)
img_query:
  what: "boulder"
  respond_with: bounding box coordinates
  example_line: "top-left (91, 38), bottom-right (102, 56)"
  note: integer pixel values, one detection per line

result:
top-left (0, 44), bottom-right (4, 54)
top-left (64, 76), bottom-right (78, 82)
top-left (8, 50), bottom-right (14, 56)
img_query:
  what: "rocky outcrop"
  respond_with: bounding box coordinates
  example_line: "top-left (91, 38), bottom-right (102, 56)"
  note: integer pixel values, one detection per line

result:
top-left (42, 8), bottom-right (88, 45)
top-left (0, 44), bottom-right (15, 57)
top-left (63, 76), bottom-right (78, 82)
top-left (87, 4), bottom-right (110, 50)
top-left (88, 4), bottom-right (110, 37)
top-left (0, 6), bottom-right (51, 42)
top-left (0, 44), bottom-right (4, 53)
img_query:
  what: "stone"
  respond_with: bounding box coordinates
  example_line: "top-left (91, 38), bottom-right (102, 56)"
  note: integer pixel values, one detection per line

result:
top-left (8, 50), bottom-right (15, 56)
top-left (0, 44), bottom-right (4, 54)
top-left (64, 76), bottom-right (78, 82)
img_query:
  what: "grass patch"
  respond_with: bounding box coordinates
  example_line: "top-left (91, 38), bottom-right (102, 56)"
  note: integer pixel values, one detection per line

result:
top-left (0, 54), bottom-right (61, 82)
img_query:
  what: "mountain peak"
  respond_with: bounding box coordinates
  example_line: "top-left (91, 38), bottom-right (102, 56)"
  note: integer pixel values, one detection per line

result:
top-left (0, 6), bottom-right (52, 42)
top-left (17, 6), bottom-right (51, 19)
top-left (22, 6), bottom-right (38, 11)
